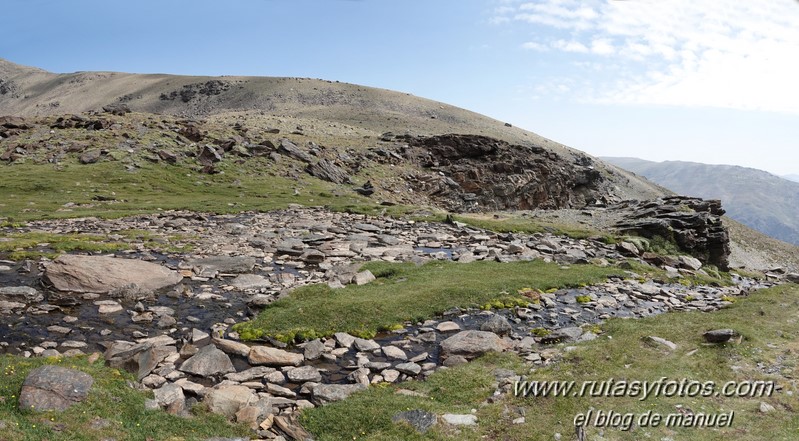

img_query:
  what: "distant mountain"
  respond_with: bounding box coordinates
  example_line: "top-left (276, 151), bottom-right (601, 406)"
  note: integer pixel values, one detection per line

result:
top-left (603, 157), bottom-right (799, 245)
top-left (783, 174), bottom-right (799, 183)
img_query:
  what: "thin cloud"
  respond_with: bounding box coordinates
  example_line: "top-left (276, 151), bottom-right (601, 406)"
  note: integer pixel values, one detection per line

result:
top-left (491, 0), bottom-right (799, 114)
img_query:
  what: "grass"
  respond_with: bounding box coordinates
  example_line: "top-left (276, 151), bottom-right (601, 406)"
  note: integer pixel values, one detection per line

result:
top-left (297, 284), bottom-right (799, 441)
top-left (234, 259), bottom-right (622, 342)
top-left (0, 232), bottom-right (130, 260)
top-left (0, 159), bottom-right (398, 223)
top-left (0, 355), bottom-right (251, 441)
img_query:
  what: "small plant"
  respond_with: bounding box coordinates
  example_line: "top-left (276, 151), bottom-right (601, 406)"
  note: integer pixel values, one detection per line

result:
top-left (721, 295), bottom-right (737, 303)
top-left (531, 327), bottom-right (551, 337)
top-left (684, 295), bottom-right (696, 302)
top-left (575, 295), bottom-right (592, 304)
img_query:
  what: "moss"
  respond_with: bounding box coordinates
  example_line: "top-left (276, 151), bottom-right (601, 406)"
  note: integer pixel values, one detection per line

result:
top-left (575, 295), bottom-right (592, 304)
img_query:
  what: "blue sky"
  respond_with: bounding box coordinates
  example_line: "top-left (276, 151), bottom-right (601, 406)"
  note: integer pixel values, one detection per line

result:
top-left (2, 0), bottom-right (797, 175)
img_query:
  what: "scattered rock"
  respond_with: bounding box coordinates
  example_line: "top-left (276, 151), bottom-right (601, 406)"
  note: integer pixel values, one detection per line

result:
top-left (480, 314), bottom-right (512, 336)
top-left (179, 344), bottom-right (235, 377)
top-left (645, 336), bottom-right (677, 351)
top-left (248, 346), bottom-right (304, 366)
top-left (313, 383), bottom-right (367, 405)
top-left (205, 385), bottom-right (257, 419)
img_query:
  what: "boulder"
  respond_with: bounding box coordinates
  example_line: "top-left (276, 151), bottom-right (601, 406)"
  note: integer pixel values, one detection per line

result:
top-left (18, 366), bottom-right (94, 412)
top-left (277, 138), bottom-right (313, 163)
top-left (306, 159), bottom-right (352, 184)
top-left (440, 330), bottom-right (510, 359)
top-left (205, 385), bottom-right (257, 419)
top-left (703, 329), bottom-right (738, 343)
top-left (179, 344), bottom-right (235, 377)
top-left (44, 255), bottom-right (182, 294)
top-left (480, 314), bottom-right (512, 336)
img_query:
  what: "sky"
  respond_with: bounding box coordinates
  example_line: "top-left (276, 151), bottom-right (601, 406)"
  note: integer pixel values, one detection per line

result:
top-left (2, 0), bottom-right (797, 176)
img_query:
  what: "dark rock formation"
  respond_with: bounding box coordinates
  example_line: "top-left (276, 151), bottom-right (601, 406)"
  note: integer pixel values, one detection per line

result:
top-left (306, 159), bottom-right (351, 184)
top-left (614, 196), bottom-right (730, 270)
top-left (395, 134), bottom-right (612, 211)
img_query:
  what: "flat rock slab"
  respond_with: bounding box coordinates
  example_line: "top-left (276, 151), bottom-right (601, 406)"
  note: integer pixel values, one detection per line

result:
top-left (442, 413), bottom-right (478, 426)
top-left (0, 286), bottom-right (43, 303)
top-left (19, 365), bottom-right (94, 411)
top-left (44, 255), bottom-right (182, 294)
top-left (313, 383), bottom-right (367, 405)
top-left (248, 346), bottom-right (304, 366)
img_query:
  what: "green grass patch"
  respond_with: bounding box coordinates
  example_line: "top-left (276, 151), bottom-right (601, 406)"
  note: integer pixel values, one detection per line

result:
top-left (0, 159), bottom-right (392, 222)
top-left (0, 232), bottom-right (130, 260)
top-left (0, 355), bottom-right (250, 441)
top-left (235, 260), bottom-right (621, 342)
top-left (298, 284), bottom-right (799, 440)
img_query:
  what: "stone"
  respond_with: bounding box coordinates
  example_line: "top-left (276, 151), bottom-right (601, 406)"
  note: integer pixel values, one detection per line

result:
top-left (286, 365), bottom-right (322, 383)
top-left (306, 159), bottom-right (351, 184)
top-left (646, 336), bottom-right (677, 351)
top-left (436, 321), bottom-right (461, 332)
top-left (187, 256), bottom-right (256, 275)
top-left (679, 255), bottom-right (703, 271)
top-left (760, 401), bottom-right (776, 413)
top-left (79, 150), bottom-right (103, 164)
top-left (382, 369), bottom-right (401, 383)
top-left (334, 332), bottom-right (356, 348)
top-left (395, 362), bottom-right (422, 376)
top-left (382, 345), bottom-right (408, 361)
top-left (205, 385), bottom-right (257, 419)
top-left (353, 270), bottom-right (376, 285)
top-left (277, 138), bottom-right (313, 163)
top-left (540, 327), bottom-right (584, 344)
top-left (786, 273), bottom-right (799, 284)
top-left (0, 286), bottom-right (43, 303)
top-left (299, 249), bottom-right (327, 264)
top-left (179, 344), bottom-right (235, 377)
top-left (153, 383), bottom-right (185, 409)
top-left (138, 345), bottom-right (177, 381)
top-left (273, 415), bottom-right (313, 441)
top-left (440, 330), bottom-right (511, 359)
top-left (248, 346), bottom-right (304, 366)
top-left (44, 255), bottom-right (182, 294)
top-left (353, 338), bottom-right (380, 352)
top-left (225, 366), bottom-right (275, 383)
top-left (703, 329), bottom-right (738, 343)
top-left (303, 339), bottom-right (325, 360)
top-left (442, 413), bottom-right (478, 426)
top-left (313, 383), bottom-right (367, 405)
top-left (229, 274), bottom-right (270, 290)
top-left (392, 409), bottom-right (437, 433)
top-left (213, 338), bottom-right (251, 357)
top-left (19, 366), bottom-right (94, 411)
top-left (480, 314), bottom-right (513, 336)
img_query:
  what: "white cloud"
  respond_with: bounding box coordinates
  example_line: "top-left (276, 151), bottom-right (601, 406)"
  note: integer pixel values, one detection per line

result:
top-left (521, 41), bottom-right (548, 51)
top-left (553, 39), bottom-right (588, 53)
top-left (492, 0), bottom-right (799, 114)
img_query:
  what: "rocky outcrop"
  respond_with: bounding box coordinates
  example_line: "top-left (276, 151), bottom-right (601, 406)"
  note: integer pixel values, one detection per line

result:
top-left (43, 255), bottom-right (183, 294)
top-left (613, 196), bottom-right (730, 270)
top-left (392, 134), bottom-right (614, 212)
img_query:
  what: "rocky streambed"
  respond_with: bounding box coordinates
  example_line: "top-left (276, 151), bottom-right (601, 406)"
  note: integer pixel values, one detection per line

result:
top-left (0, 206), bottom-right (776, 439)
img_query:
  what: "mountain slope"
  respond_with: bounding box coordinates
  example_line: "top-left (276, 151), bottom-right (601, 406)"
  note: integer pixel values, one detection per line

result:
top-left (603, 157), bottom-right (799, 245)
top-left (0, 58), bottom-right (667, 203)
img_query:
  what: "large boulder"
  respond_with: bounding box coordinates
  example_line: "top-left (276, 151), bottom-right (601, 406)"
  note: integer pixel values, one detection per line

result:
top-left (440, 330), bottom-right (511, 359)
top-left (19, 365), bottom-right (94, 411)
top-left (44, 255), bottom-right (182, 294)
